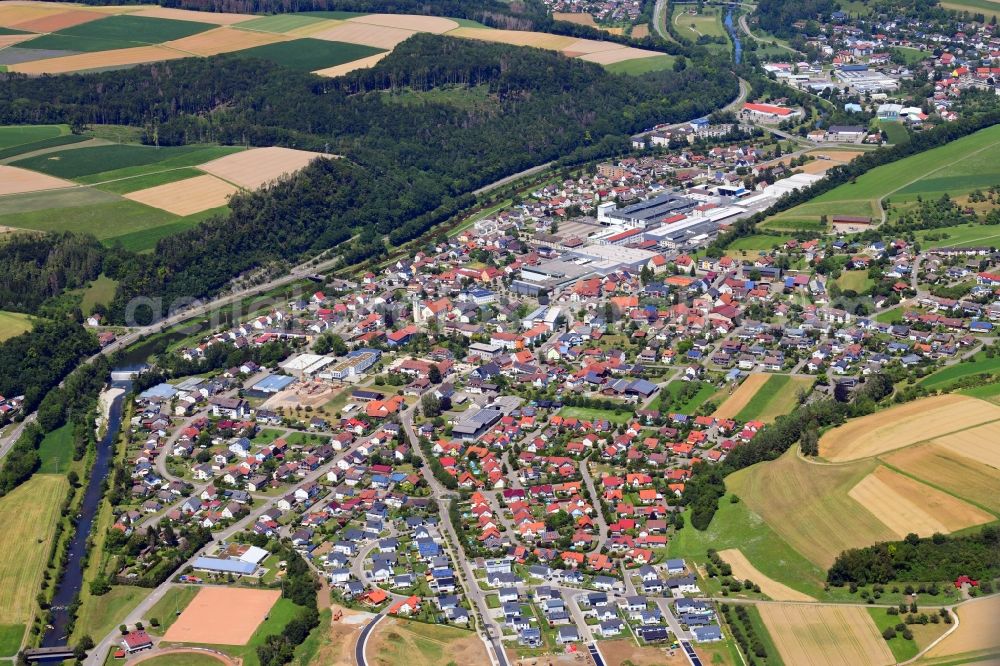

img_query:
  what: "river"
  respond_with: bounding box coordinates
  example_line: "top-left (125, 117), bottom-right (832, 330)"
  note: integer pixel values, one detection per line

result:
top-left (724, 7), bottom-right (742, 64)
top-left (42, 378), bottom-right (131, 648)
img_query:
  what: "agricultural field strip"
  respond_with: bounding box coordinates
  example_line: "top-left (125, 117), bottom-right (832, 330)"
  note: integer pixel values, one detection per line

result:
top-left (877, 455), bottom-right (1000, 518)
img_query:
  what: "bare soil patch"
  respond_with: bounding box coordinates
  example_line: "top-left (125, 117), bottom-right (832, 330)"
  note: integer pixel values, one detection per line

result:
top-left (0, 165), bottom-right (75, 195)
top-left (125, 174), bottom-right (237, 216)
top-left (818, 394), bottom-right (1000, 462)
top-left (199, 146), bottom-right (332, 189)
top-left (348, 13), bottom-right (458, 34)
top-left (162, 587), bottom-right (280, 646)
top-left (632, 24), bottom-right (650, 38)
top-left (163, 27), bottom-right (289, 56)
top-left (368, 616), bottom-right (487, 666)
top-left (718, 549), bottom-right (815, 601)
top-left (758, 603), bottom-right (894, 666)
top-left (713, 373), bottom-right (770, 419)
top-left (849, 466), bottom-right (993, 537)
top-left (9, 44), bottom-right (185, 73)
top-left (309, 21), bottom-right (415, 49)
top-left (598, 638), bottom-right (689, 665)
top-left (313, 50), bottom-right (388, 77)
top-left (553, 11), bottom-right (597, 26)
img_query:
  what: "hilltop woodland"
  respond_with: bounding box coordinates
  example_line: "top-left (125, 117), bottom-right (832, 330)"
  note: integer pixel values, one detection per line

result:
top-left (0, 34), bottom-right (737, 325)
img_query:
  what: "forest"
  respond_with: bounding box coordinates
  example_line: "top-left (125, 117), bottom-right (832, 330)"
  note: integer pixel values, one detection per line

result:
top-left (0, 233), bottom-right (105, 314)
top-left (755, 0), bottom-right (836, 38)
top-left (827, 527), bottom-right (1000, 585)
top-left (0, 35), bottom-right (737, 324)
top-left (0, 320), bottom-right (99, 413)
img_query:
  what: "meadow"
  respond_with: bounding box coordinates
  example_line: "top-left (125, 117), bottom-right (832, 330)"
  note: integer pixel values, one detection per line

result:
top-left (0, 310), bottom-right (33, 342)
top-left (919, 351), bottom-right (1000, 388)
top-left (940, 0), bottom-right (1000, 18)
top-left (557, 405), bottom-right (633, 424)
top-left (761, 123), bottom-right (1000, 227)
top-left (835, 270), bottom-right (873, 293)
top-left (0, 474), bottom-right (68, 635)
top-left (37, 424), bottom-right (74, 474)
top-left (606, 53), bottom-right (676, 74)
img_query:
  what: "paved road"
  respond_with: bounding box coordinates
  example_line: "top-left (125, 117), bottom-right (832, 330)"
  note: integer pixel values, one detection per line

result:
top-left (355, 613), bottom-right (387, 666)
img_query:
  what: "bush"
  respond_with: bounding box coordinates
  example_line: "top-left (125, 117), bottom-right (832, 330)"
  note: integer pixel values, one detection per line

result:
top-left (882, 627), bottom-right (896, 640)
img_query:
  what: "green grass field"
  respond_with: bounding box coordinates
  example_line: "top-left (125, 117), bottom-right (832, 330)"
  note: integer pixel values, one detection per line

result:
top-left (875, 305), bottom-right (905, 324)
top-left (940, 0), bottom-right (1000, 18)
top-left (672, 6), bottom-right (727, 39)
top-left (0, 311), bottom-right (32, 343)
top-left (37, 424), bottom-right (74, 474)
top-left (146, 586), bottom-right (200, 634)
top-left (0, 124), bottom-right (65, 150)
top-left (235, 14), bottom-right (331, 33)
top-left (726, 448), bottom-right (892, 569)
top-left (758, 217), bottom-right (826, 232)
top-left (663, 379), bottom-right (718, 413)
top-left (80, 274), bottom-right (119, 315)
top-left (94, 166), bottom-right (205, 194)
top-left (890, 47), bottom-right (927, 66)
top-left (880, 120), bottom-right (910, 145)
top-left (558, 405), bottom-right (633, 424)
top-left (0, 199), bottom-right (177, 240)
top-left (668, 495), bottom-right (829, 599)
top-left (771, 124), bottom-right (1000, 226)
top-left (13, 144), bottom-right (233, 180)
top-left (606, 54), bottom-right (676, 75)
top-left (0, 474), bottom-right (68, 627)
top-left (917, 223), bottom-right (1000, 249)
top-left (17, 15), bottom-right (214, 52)
top-left (0, 623), bottom-right (24, 657)
top-left (735, 375), bottom-right (812, 423)
top-left (835, 270), bottom-right (874, 293)
top-left (230, 38), bottom-right (384, 72)
top-left (919, 352), bottom-right (1000, 389)
top-left (726, 234), bottom-right (791, 252)
top-left (113, 207), bottom-right (228, 252)
top-left (74, 585), bottom-right (151, 644)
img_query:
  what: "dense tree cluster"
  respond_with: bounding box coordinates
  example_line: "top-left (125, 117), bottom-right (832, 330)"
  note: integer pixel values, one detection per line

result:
top-left (828, 527), bottom-right (1000, 586)
top-left (0, 319), bottom-right (98, 413)
top-left (0, 36), bottom-right (736, 323)
top-left (755, 0), bottom-right (836, 39)
top-left (0, 233), bottom-right (104, 314)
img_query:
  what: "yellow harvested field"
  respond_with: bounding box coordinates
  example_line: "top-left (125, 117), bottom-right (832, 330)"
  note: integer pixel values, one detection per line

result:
top-left (931, 420), bottom-right (1000, 469)
top-left (0, 166), bottom-right (75, 196)
top-left (11, 8), bottom-right (103, 32)
top-left (718, 549), bottom-right (815, 602)
top-left (713, 373), bottom-right (771, 419)
top-left (124, 174), bottom-right (237, 216)
top-left (0, 475), bottom-right (68, 626)
top-left (759, 604), bottom-right (894, 666)
top-left (882, 442), bottom-right (1000, 514)
top-left (578, 46), bottom-right (660, 64)
top-left (0, 3), bottom-right (62, 27)
top-left (199, 146), bottom-right (331, 190)
top-left (163, 27), bottom-right (289, 57)
top-left (309, 22), bottom-right (416, 49)
top-left (818, 394), bottom-right (1000, 461)
top-left (925, 596), bottom-right (1000, 660)
top-left (0, 32), bottom-right (33, 47)
top-left (632, 24), bottom-right (650, 38)
top-left (313, 51), bottom-right (389, 78)
top-left (448, 27), bottom-right (576, 50)
top-left (553, 11), bottom-right (597, 26)
top-left (9, 44), bottom-right (185, 74)
top-left (849, 466), bottom-right (993, 538)
top-left (349, 13), bottom-right (458, 34)
top-left (561, 38), bottom-right (624, 55)
top-left (284, 18), bottom-right (343, 37)
top-left (129, 6), bottom-right (253, 25)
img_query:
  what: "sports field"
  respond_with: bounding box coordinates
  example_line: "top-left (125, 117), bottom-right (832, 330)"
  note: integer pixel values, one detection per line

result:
top-left (0, 310), bottom-right (33, 342)
top-left (146, 585), bottom-right (201, 634)
top-left (817, 394), bottom-right (1000, 461)
top-left (762, 123), bottom-right (1000, 228)
top-left (717, 549), bottom-right (814, 601)
top-left (757, 604), bottom-right (894, 666)
top-left (163, 587), bottom-right (280, 645)
top-left (0, 474), bottom-right (68, 629)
